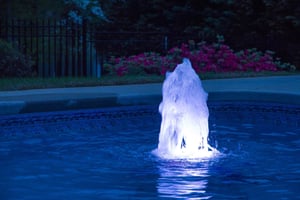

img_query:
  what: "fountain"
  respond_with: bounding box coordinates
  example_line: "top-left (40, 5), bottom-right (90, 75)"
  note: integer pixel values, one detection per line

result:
top-left (1, 78), bottom-right (299, 198)
top-left (153, 58), bottom-right (218, 159)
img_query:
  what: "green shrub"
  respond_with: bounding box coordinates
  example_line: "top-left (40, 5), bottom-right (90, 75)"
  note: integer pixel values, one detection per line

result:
top-left (0, 39), bottom-right (34, 77)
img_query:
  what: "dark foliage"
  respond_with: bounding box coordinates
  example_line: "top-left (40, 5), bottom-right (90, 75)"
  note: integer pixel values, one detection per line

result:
top-left (0, 40), bottom-right (34, 77)
top-left (101, 0), bottom-right (300, 68)
top-left (1, 0), bottom-right (299, 69)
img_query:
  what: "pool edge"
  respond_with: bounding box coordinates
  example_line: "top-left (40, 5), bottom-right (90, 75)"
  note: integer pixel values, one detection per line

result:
top-left (1, 75), bottom-right (300, 115)
top-left (0, 91), bottom-right (300, 115)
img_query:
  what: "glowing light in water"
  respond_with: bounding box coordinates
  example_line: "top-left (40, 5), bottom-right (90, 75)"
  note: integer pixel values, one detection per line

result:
top-left (153, 58), bottom-right (219, 159)
top-left (157, 161), bottom-right (210, 199)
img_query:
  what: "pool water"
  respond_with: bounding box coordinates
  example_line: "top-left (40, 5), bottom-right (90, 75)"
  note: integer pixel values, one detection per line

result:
top-left (0, 102), bottom-right (299, 199)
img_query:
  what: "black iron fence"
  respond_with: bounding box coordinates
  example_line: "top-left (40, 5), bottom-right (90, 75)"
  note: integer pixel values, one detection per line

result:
top-left (0, 19), bottom-right (196, 77)
top-left (0, 18), bottom-right (102, 77)
top-left (1, 18), bottom-right (298, 77)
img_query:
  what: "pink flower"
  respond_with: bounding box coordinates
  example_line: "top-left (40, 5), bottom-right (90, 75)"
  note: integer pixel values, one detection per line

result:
top-left (106, 38), bottom-right (289, 76)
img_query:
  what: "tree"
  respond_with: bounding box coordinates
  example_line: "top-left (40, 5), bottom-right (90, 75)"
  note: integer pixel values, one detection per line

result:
top-left (62, 0), bottom-right (108, 23)
top-left (0, 0), bottom-right (108, 23)
top-left (0, 0), bottom-right (65, 19)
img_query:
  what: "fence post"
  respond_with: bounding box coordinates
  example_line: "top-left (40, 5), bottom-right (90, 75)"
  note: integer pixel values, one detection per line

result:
top-left (76, 22), bottom-right (81, 77)
top-left (71, 22), bottom-right (76, 76)
top-left (53, 19), bottom-right (57, 77)
top-left (30, 19), bottom-right (33, 59)
top-left (59, 20), bottom-right (64, 76)
top-left (164, 35), bottom-right (168, 53)
top-left (97, 50), bottom-right (102, 78)
top-left (65, 20), bottom-right (69, 76)
top-left (35, 18), bottom-right (39, 76)
top-left (23, 19), bottom-right (27, 56)
top-left (82, 19), bottom-right (87, 76)
top-left (41, 19), bottom-right (45, 77)
top-left (17, 19), bottom-right (21, 49)
top-left (0, 19), bottom-right (2, 39)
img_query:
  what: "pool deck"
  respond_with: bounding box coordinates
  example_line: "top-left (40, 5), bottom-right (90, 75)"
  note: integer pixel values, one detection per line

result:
top-left (0, 75), bottom-right (300, 115)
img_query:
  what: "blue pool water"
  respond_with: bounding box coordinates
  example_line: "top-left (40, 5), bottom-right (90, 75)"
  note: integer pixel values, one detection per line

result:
top-left (0, 102), bottom-right (300, 199)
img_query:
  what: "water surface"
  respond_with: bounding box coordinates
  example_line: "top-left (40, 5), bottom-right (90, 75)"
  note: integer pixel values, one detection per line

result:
top-left (0, 103), bottom-right (299, 199)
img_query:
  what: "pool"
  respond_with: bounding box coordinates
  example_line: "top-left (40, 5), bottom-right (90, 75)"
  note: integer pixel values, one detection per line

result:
top-left (0, 102), bottom-right (299, 199)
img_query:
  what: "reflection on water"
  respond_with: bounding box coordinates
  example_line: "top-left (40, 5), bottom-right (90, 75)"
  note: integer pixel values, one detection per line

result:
top-left (157, 160), bottom-right (211, 199)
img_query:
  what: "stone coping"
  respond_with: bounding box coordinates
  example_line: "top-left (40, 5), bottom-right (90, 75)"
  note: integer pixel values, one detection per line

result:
top-left (0, 75), bottom-right (299, 115)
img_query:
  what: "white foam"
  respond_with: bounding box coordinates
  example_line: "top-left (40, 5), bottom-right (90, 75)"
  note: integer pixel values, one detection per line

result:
top-left (154, 58), bottom-right (219, 159)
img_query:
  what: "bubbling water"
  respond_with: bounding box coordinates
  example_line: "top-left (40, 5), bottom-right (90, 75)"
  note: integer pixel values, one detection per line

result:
top-left (153, 58), bottom-right (219, 159)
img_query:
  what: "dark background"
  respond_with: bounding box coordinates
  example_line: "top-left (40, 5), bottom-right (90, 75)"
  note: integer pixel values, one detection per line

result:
top-left (1, 0), bottom-right (299, 68)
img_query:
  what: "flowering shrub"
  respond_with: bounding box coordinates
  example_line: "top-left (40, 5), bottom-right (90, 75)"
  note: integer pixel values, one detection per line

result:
top-left (104, 37), bottom-right (296, 76)
top-left (106, 52), bottom-right (165, 76)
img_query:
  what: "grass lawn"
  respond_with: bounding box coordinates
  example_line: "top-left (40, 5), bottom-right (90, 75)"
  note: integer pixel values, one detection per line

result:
top-left (0, 71), bottom-right (299, 91)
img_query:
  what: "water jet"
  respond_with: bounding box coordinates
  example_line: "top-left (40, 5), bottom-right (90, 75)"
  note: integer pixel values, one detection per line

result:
top-left (153, 58), bottom-right (219, 159)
